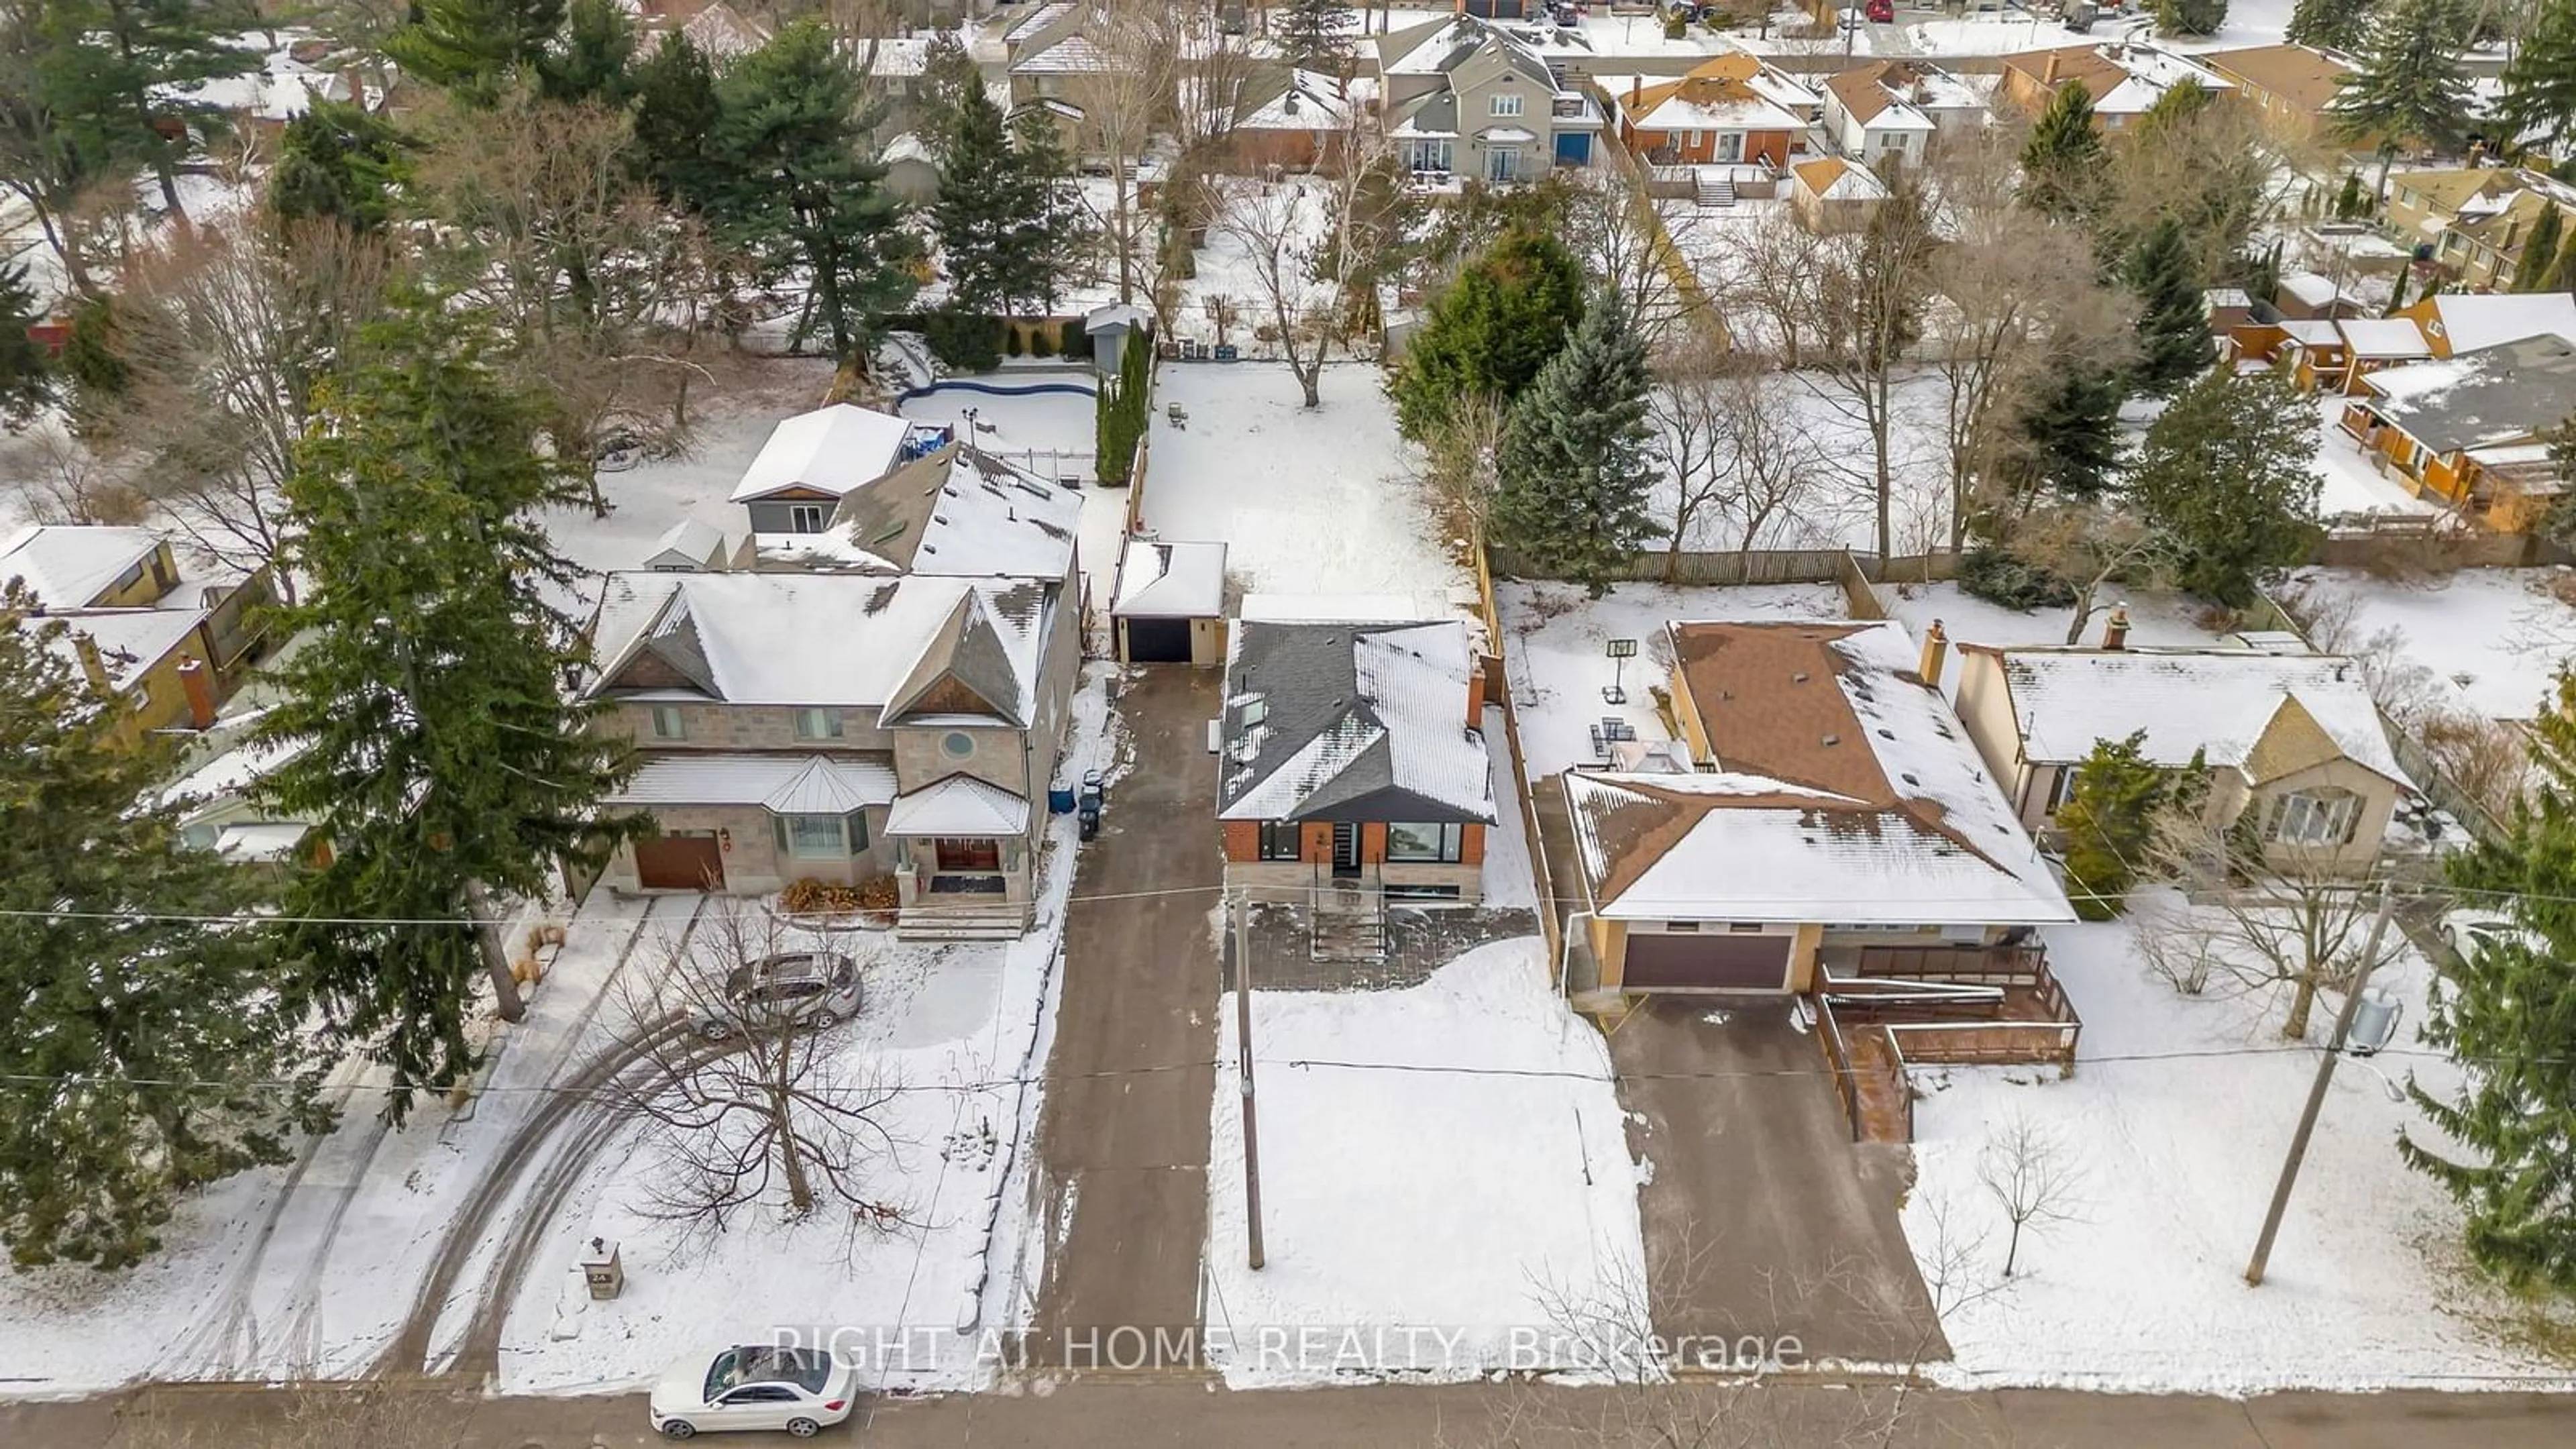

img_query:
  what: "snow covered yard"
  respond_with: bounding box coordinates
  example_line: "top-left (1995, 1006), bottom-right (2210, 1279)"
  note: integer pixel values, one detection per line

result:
top-left (494, 667), bottom-right (1122, 1395)
top-left (2309, 398), bottom-right (2446, 521)
top-left (1497, 579), bottom-right (1845, 777)
top-left (1138, 360), bottom-right (1474, 606)
top-left (2283, 566), bottom-right (2576, 722)
top-left (1902, 894), bottom-right (2571, 1393)
top-left (1203, 937), bottom-right (1646, 1387)
top-left (1874, 581), bottom-right (2229, 696)
top-left (1480, 706), bottom-right (1538, 912)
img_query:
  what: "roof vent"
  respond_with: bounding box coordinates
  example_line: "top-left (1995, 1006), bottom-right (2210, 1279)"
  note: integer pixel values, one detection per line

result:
top-left (1821, 733), bottom-right (1839, 747)
top-left (1900, 771), bottom-right (1920, 786)
top-left (1792, 672), bottom-right (1810, 684)
top-left (1876, 728), bottom-right (1895, 740)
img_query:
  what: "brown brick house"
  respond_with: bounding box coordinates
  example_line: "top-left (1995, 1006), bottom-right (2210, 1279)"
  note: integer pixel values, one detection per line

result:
top-left (1216, 618), bottom-right (1495, 905)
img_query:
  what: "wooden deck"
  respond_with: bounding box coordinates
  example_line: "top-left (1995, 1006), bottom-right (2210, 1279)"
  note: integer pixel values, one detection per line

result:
top-left (1810, 945), bottom-right (2085, 1144)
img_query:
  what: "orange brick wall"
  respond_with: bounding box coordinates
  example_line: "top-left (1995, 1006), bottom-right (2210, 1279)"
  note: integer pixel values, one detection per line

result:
top-left (1221, 820), bottom-right (1260, 863)
top-left (1461, 822), bottom-right (1487, 865)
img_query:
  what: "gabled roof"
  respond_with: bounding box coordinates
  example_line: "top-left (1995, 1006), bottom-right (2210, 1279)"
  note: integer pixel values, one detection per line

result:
top-left (2337, 317), bottom-right (2430, 361)
top-left (587, 572), bottom-right (1051, 718)
top-left (1975, 643), bottom-right (2411, 788)
top-left (2416, 292), bottom-right (2576, 354)
top-left (2197, 44), bottom-right (2353, 115)
top-left (0, 525), bottom-right (163, 608)
top-left (1379, 15), bottom-right (1550, 88)
top-left (886, 773), bottom-right (1031, 836)
top-left (761, 444), bottom-right (1081, 581)
top-left (2360, 334), bottom-right (2576, 454)
top-left (1112, 538), bottom-right (1227, 618)
top-left (1792, 157), bottom-right (1888, 203)
top-left (1218, 619), bottom-right (1493, 824)
top-left (1563, 619), bottom-right (2066, 926)
top-left (1825, 62), bottom-right (1935, 130)
top-left (727, 405), bottom-right (919, 504)
top-left (646, 518), bottom-right (726, 570)
top-left (2000, 41), bottom-right (2229, 117)
top-left (881, 588), bottom-right (1032, 727)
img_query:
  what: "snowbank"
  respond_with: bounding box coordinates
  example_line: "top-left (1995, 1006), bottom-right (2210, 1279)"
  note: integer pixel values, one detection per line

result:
top-left (1203, 938), bottom-right (1648, 1387)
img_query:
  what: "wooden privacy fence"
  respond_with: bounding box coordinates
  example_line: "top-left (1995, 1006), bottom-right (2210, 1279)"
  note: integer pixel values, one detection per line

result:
top-left (1486, 546), bottom-right (1959, 591)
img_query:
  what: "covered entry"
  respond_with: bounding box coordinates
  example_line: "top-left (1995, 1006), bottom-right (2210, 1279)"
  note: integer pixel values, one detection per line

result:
top-left (1620, 930), bottom-right (1794, 991)
top-left (635, 829), bottom-right (725, 890)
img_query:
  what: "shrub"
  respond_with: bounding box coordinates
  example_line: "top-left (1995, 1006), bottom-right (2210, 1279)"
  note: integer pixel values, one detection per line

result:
top-left (1957, 543), bottom-right (2077, 610)
top-left (1028, 323), bottom-right (1057, 359)
top-left (1004, 324), bottom-right (1025, 358)
top-left (924, 308), bottom-right (1002, 372)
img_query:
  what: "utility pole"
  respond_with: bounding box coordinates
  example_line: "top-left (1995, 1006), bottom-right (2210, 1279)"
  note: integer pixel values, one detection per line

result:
top-left (2244, 885), bottom-right (2397, 1287)
top-left (1234, 892), bottom-right (1265, 1271)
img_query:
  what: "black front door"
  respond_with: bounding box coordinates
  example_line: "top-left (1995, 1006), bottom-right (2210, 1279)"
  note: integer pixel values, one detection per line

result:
top-left (1331, 822), bottom-right (1361, 877)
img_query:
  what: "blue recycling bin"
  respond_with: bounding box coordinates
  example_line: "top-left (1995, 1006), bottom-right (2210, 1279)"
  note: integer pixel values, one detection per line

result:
top-left (1049, 786), bottom-right (1077, 815)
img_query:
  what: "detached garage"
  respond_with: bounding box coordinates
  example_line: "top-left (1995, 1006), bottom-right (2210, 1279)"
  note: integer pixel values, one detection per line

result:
top-left (1113, 537), bottom-right (1228, 666)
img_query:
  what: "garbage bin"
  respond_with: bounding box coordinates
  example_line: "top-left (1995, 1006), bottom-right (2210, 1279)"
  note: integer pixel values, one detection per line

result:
top-left (580, 1236), bottom-right (624, 1301)
top-left (1049, 786), bottom-right (1077, 815)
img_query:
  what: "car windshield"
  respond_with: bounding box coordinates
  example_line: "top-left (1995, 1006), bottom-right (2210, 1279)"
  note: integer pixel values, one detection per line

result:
top-left (733, 1346), bottom-right (831, 1393)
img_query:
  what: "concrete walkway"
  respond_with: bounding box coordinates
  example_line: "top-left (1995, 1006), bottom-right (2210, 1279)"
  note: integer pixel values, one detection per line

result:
top-left (1026, 667), bottom-right (1224, 1366)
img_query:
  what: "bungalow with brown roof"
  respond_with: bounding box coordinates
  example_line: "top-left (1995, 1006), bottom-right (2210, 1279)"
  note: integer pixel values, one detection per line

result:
top-left (2198, 44), bottom-right (2355, 144)
top-left (1995, 41), bottom-right (2231, 132)
top-left (1601, 54), bottom-right (1813, 170)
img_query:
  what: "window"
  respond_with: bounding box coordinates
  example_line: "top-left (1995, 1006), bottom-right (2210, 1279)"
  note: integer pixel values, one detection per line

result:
top-left (1491, 93), bottom-right (1523, 118)
top-left (1664, 920), bottom-right (1701, 933)
top-left (1727, 922), bottom-right (1768, 934)
top-left (788, 503), bottom-right (828, 533)
top-left (776, 810), bottom-right (868, 859)
top-left (794, 708), bottom-right (843, 740)
top-left (1257, 820), bottom-right (1301, 861)
top-left (942, 731), bottom-right (975, 759)
top-left (113, 560), bottom-right (145, 595)
top-left (649, 705), bottom-right (686, 740)
top-left (2269, 788), bottom-right (2361, 847)
top-left (1402, 139), bottom-right (1452, 173)
top-left (1385, 822), bottom-right (1465, 863)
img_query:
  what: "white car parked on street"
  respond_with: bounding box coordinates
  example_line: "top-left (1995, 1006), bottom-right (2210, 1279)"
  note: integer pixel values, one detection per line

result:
top-left (649, 1344), bottom-right (859, 1439)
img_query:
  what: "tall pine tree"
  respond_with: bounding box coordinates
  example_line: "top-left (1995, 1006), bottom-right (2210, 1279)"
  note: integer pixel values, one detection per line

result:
top-left (1275, 0), bottom-right (1355, 69)
top-left (2019, 82), bottom-right (2106, 225)
top-left (2512, 205), bottom-right (2566, 293)
top-left (1007, 105), bottom-right (1087, 315)
top-left (2404, 667), bottom-right (2576, 1293)
top-left (2288, 0), bottom-right (2381, 49)
top-left (707, 21), bottom-right (919, 358)
top-left (2500, 0), bottom-right (2576, 151)
top-left (629, 31), bottom-right (722, 211)
top-left (252, 293), bottom-right (643, 1118)
top-left (1389, 228), bottom-right (1585, 441)
top-left (386, 0), bottom-right (568, 101)
top-left (932, 82), bottom-right (1025, 318)
top-left (2153, 0), bottom-right (2228, 36)
top-left (2057, 732), bottom-right (2169, 921)
top-left (2328, 0), bottom-right (2475, 199)
top-left (2125, 217), bottom-right (2208, 396)
top-left (270, 97), bottom-right (414, 235)
top-left (0, 257), bottom-right (50, 426)
top-left (2123, 368), bottom-right (2320, 606)
top-left (0, 584), bottom-right (327, 1269)
top-left (535, 0), bottom-right (637, 105)
top-left (1488, 290), bottom-right (1662, 596)
top-left (2016, 360), bottom-right (2126, 502)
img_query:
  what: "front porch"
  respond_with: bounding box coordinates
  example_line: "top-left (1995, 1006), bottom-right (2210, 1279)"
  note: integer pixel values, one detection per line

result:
top-left (1809, 943), bottom-right (2085, 1145)
top-left (886, 774), bottom-right (1038, 938)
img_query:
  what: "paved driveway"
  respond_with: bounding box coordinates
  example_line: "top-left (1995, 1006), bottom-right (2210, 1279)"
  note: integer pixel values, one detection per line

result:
top-left (1611, 998), bottom-right (1944, 1365)
top-left (1028, 667), bottom-right (1222, 1366)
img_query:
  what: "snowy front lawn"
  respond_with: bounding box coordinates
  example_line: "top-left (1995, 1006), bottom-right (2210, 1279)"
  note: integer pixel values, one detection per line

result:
top-left (1902, 893), bottom-right (2570, 1393)
top-left (493, 669), bottom-right (1123, 1394)
top-left (1497, 579), bottom-right (1845, 778)
top-left (1203, 938), bottom-right (1646, 1387)
top-left (1139, 361), bottom-right (1474, 607)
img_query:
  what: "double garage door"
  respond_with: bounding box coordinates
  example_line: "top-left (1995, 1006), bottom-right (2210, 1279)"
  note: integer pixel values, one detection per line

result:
top-left (1621, 932), bottom-right (1793, 992)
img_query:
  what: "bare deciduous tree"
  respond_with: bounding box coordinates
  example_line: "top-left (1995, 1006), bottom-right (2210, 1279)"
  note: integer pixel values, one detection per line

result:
top-left (1065, 0), bottom-right (1179, 305)
top-left (1214, 176), bottom-right (1333, 406)
top-left (1413, 392), bottom-right (1508, 548)
top-left (2149, 812), bottom-right (2406, 1040)
top-left (1977, 1114), bottom-right (2084, 1277)
top-left (1801, 182), bottom-right (1939, 566)
top-left (2002, 502), bottom-right (2165, 645)
top-left (3, 422), bottom-right (146, 525)
top-left (1566, 168), bottom-right (1703, 355)
top-left (1710, 207), bottom-right (1829, 369)
top-left (615, 906), bottom-right (908, 1246)
top-left (1652, 332), bottom-right (1829, 581)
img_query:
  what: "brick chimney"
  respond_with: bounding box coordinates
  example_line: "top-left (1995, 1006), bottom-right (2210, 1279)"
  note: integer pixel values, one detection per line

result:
top-left (1630, 75), bottom-right (1642, 109)
top-left (2101, 605), bottom-right (2131, 651)
top-left (72, 633), bottom-right (112, 694)
top-left (2043, 51), bottom-right (2061, 87)
top-left (1919, 618), bottom-right (1948, 683)
top-left (177, 655), bottom-right (217, 731)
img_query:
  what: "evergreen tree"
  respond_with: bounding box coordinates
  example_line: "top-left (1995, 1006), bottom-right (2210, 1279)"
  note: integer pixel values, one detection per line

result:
top-left (2328, 0), bottom-right (2476, 197)
top-left (2512, 205), bottom-right (2567, 292)
top-left (0, 584), bottom-right (327, 1269)
top-left (706, 21), bottom-right (919, 358)
top-left (2126, 218), bottom-right (2208, 396)
top-left (58, 293), bottom-right (129, 436)
top-left (909, 30), bottom-right (985, 166)
top-left (2019, 81), bottom-right (2106, 224)
top-left (2288, 0), bottom-right (2381, 49)
top-left (2551, 229), bottom-right (2576, 294)
top-left (1275, 0), bottom-right (1355, 68)
top-left (2502, 0), bottom-right (2576, 151)
top-left (2057, 732), bottom-right (2168, 921)
top-left (2404, 667), bottom-right (2576, 1293)
top-left (933, 82), bottom-right (1027, 317)
top-left (0, 258), bottom-right (50, 427)
top-left (1388, 228), bottom-right (1585, 441)
top-left (2017, 362), bottom-right (2126, 502)
top-left (2123, 368), bottom-right (2320, 606)
top-left (386, 0), bottom-right (566, 101)
top-left (1008, 105), bottom-right (1087, 313)
top-left (1488, 290), bottom-right (1663, 596)
top-left (2153, 0), bottom-right (2228, 37)
top-left (251, 294), bottom-right (643, 1117)
top-left (2387, 264), bottom-right (2412, 310)
top-left (87, 0), bottom-right (264, 218)
top-left (270, 97), bottom-right (413, 235)
top-left (628, 31), bottom-right (722, 210)
top-left (537, 0), bottom-right (637, 105)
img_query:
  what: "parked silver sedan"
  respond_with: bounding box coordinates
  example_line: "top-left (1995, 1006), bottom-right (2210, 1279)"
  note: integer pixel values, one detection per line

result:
top-left (691, 952), bottom-right (861, 1040)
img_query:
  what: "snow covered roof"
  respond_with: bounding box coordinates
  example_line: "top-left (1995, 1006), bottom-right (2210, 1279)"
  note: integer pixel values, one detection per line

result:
top-left (2337, 317), bottom-right (2431, 360)
top-left (1238, 69), bottom-right (1359, 131)
top-left (1608, 58), bottom-right (1813, 135)
top-left (32, 609), bottom-right (209, 690)
top-left (160, 724), bottom-right (309, 812)
top-left (885, 773), bottom-right (1030, 836)
top-left (2420, 292), bottom-right (2576, 353)
top-left (1983, 645), bottom-right (2412, 788)
top-left (1560, 620), bottom-right (2067, 926)
top-left (215, 821), bottom-right (312, 862)
top-left (2278, 319), bottom-right (2343, 346)
top-left (1239, 592), bottom-right (1452, 624)
top-left (587, 572), bottom-right (1053, 722)
top-left (1792, 158), bottom-right (1887, 203)
top-left (1113, 538), bottom-right (1227, 618)
top-left (1218, 619), bottom-right (1494, 825)
top-left (727, 405), bottom-right (919, 504)
top-left (646, 518), bottom-right (727, 570)
top-left (1, 525), bottom-right (164, 608)
top-left (2279, 271), bottom-right (2345, 308)
top-left (681, 1), bottom-right (771, 59)
top-left (765, 444), bottom-right (1081, 581)
top-left (2361, 335), bottom-right (2576, 454)
top-left (1379, 15), bottom-right (1552, 87)
top-left (608, 751), bottom-right (898, 810)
